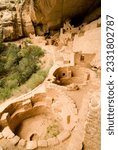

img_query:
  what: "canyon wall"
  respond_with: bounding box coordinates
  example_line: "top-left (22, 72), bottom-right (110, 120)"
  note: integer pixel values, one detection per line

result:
top-left (0, 0), bottom-right (100, 41)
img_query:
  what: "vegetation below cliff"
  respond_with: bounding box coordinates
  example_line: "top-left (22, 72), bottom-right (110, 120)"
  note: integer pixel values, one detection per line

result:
top-left (0, 42), bottom-right (48, 100)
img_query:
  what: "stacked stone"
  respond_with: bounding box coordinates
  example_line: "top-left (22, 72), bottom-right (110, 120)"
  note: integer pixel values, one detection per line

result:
top-left (84, 93), bottom-right (100, 150)
top-left (0, 96), bottom-right (73, 150)
top-left (0, 126), bottom-right (71, 149)
top-left (25, 131), bottom-right (71, 149)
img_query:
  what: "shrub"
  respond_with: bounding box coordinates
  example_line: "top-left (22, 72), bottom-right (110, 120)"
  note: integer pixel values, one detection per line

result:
top-left (25, 69), bottom-right (48, 89)
top-left (23, 38), bottom-right (32, 45)
top-left (0, 42), bottom-right (48, 100)
top-left (0, 62), bottom-right (5, 75)
top-left (45, 120), bottom-right (60, 139)
top-left (4, 43), bottom-right (20, 71)
top-left (29, 45), bottom-right (44, 57)
top-left (0, 42), bottom-right (6, 53)
top-left (0, 87), bottom-right (11, 100)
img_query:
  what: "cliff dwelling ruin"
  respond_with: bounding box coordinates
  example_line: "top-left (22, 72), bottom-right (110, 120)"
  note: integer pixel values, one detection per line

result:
top-left (0, 0), bottom-right (101, 150)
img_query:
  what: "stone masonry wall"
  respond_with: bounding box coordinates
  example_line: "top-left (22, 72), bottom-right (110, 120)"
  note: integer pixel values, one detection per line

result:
top-left (84, 93), bottom-right (100, 150)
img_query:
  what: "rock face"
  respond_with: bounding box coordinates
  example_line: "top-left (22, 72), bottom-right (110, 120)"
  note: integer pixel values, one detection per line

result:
top-left (0, 1), bottom-right (23, 41)
top-left (29, 0), bottom-right (100, 30)
top-left (21, 0), bottom-right (35, 37)
top-left (0, 0), bottom-right (101, 41)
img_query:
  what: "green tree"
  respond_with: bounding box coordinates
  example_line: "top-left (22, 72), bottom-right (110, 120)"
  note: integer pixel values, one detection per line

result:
top-left (0, 42), bottom-right (6, 53)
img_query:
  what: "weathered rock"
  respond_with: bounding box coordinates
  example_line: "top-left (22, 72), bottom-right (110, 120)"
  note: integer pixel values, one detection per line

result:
top-left (1, 112), bottom-right (10, 127)
top-left (21, 9), bottom-right (35, 36)
top-left (0, 0), bottom-right (100, 41)
top-left (18, 139), bottom-right (26, 147)
top-left (57, 131), bottom-right (71, 142)
top-left (67, 83), bottom-right (80, 91)
top-left (38, 140), bottom-right (48, 147)
top-left (0, 132), bottom-right (3, 139)
top-left (2, 126), bottom-right (15, 139)
top-left (0, 1), bottom-right (23, 41)
top-left (22, 99), bottom-right (32, 110)
top-left (83, 7), bottom-right (101, 23)
top-left (29, 0), bottom-right (100, 30)
top-left (47, 137), bottom-right (59, 146)
top-left (0, 146), bottom-right (3, 150)
top-left (84, 93), bottom-right (100, 150)
top-left (9, 135), bottom-right (20, 145)
top-left (26, 141), bottom-right (38, 150)
top-left (21, 0), bottom-right (35, 36)
top-left (0, 4), bottom-right (7, 11)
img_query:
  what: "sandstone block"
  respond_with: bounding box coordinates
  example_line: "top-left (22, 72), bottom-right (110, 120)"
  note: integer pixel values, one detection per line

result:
top-left (2, 126), bottom-right (15, 139)
top-left (22, 99), bottom-right (32, 110)
top-left (57, 131), bottom-right (71, 142)
top-left (1, 113), bottom-right (10, 126)
top-left (38, 140), bottom-right (48, 147)
top-left (1, 113), bottom-right (9, 121)
top-left (0, 132), bottom-right (3, 139)
top-left (26, 141), bottom-right (37, 150)
top-left (18, 139), bottom-right (26, 147)
top-left (47, 137), bottom-right (59, 146)
top-left (9, 135), bottom-right (20, 145)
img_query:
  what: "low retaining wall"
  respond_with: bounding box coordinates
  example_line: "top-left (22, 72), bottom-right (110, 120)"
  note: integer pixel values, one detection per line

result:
top-left (0, 90), bottom-right (78, 149)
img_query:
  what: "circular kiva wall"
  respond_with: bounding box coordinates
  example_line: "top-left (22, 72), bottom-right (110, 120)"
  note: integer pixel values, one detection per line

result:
top-left (0, 91), bottom-right (78, 149)
top-left (53, 66), bottom-right (95, 86)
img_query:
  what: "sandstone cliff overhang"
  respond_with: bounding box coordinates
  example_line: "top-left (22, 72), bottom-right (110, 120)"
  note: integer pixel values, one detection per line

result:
top-left (29, 0), bottom-right (100, 29)
top-left (0, 0), bottom-right (101, 41)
